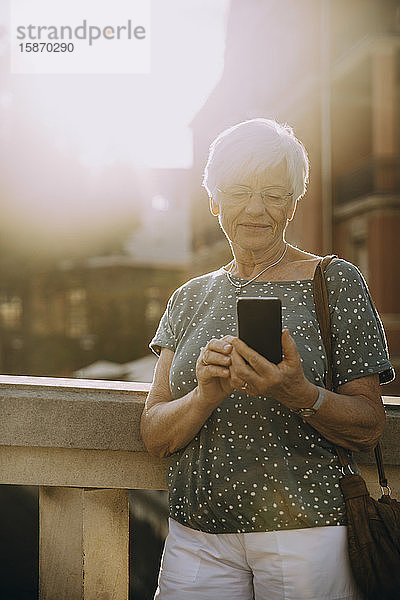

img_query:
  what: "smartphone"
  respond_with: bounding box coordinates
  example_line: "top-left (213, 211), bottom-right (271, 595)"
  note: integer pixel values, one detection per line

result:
top-left (237, 297), bottom-right (282, 364)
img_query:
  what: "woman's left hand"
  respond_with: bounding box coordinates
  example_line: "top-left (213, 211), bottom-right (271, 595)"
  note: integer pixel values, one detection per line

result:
top-left (227, 329), bottom-right (316, 408)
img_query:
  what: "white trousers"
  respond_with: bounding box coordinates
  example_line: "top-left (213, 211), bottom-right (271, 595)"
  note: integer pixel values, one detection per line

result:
top-left (154, 518), bottom-right (362, 600)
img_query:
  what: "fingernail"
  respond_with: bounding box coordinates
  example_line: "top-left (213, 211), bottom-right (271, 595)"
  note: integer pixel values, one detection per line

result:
top-left (224, 344), bottom-right (232, 351)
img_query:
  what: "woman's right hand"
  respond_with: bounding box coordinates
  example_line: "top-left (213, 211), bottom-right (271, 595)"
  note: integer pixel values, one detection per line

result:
top-left (196, 336), bottom-right (235, 408)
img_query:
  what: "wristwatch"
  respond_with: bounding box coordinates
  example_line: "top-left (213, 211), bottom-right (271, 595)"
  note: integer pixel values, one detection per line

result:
top-left (292, 387), bottom-right (325, 418)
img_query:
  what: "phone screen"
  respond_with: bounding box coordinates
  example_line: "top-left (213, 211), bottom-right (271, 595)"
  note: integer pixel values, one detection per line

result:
top-left (237, 297), bottom-right (282, 364)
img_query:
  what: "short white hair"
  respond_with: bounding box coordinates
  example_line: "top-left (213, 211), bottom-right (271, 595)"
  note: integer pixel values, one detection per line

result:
top-left (202, 118), bottom-right (309, 202)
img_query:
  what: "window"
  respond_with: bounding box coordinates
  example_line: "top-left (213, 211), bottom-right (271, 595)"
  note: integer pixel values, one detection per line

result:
top-left (67, 288), bottom-right (88, 338)
top-left (0, 295), bottom-right (22, 329)
top-left (145, 287), bottom-right (163, 322)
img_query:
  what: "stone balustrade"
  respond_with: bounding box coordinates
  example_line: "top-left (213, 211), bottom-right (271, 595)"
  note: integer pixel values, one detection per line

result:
top-left (0, 375), bottom-right (399, 599)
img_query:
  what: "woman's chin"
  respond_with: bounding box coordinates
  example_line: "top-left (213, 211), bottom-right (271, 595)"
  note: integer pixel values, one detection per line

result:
top-left (233, 233), bottom-right (278, 251)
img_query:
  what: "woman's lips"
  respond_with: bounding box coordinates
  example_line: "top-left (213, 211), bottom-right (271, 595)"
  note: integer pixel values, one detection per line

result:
top-left (240, 223), bottom-right (269, 230)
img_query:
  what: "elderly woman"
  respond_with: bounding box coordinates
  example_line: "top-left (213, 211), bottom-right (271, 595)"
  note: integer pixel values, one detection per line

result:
top-left (140, 119), bottom-right (394, 600)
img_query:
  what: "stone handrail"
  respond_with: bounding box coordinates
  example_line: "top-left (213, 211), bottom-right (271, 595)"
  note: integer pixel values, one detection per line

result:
top-left (0, 374), bottom-right (399, 599)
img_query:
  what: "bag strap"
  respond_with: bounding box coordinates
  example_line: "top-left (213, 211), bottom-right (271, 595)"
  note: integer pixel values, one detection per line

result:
top-left (374, 443), bottom-right (389, 491)
top-left (312, 255), bottom-right (336, 391)
top-left (312, 255), bottom-right (388, 489)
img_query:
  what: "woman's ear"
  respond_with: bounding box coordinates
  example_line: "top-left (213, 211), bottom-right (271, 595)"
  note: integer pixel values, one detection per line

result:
top-left (286, 198), bottom-right (298, 222)
top-left (209, 197), bottom-right (220, 217)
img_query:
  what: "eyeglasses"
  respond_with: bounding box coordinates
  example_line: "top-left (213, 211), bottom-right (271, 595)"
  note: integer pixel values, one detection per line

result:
top-left (216, 185), bottom-right (293, 206)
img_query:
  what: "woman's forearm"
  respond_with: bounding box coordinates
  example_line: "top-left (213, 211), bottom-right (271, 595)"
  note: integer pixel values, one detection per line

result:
top-left (140, 386), bottom-right (216, 458)
top-left (141, 341), bottom-right (234, 459)
top-left (298, 382), bottom-right (385, 452)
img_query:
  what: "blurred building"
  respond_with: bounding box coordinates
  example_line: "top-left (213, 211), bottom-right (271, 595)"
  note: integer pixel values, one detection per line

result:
top-left (124, 170), bottom-right (190, 266)
top-left (188, 0), bottom-right (400, 393)
top-left (0, 168), bottom-right (190, 377)
top-left (1, 1), bottom-right (398, 388)
top-left (330, 1), bottom-right (400, 395)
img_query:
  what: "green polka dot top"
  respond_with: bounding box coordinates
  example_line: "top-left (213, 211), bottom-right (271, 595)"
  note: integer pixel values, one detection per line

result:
top-left (150, 258), bottom-right (394, 533)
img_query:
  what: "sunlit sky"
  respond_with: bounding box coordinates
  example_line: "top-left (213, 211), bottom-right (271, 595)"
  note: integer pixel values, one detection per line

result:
top-left (0, 0), bottom-right (229, 169)
top-left (0, 0), bottom-right (230, 254)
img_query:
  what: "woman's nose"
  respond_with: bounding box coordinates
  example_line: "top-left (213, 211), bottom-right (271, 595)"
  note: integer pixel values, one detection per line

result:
top-left (244, 191), bottom-right (265, 215)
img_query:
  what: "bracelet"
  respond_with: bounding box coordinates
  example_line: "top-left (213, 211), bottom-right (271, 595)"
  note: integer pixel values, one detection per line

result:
top-left (313, 386), bottom-right (325, 411)
top-left (292, 386), bottom-right (325, 418)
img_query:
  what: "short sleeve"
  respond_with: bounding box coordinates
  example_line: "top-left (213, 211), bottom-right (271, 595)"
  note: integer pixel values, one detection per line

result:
top-left (149, 292), bottom-right (177, 356)
top-left (325, 259), bottom-right (395, 388)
